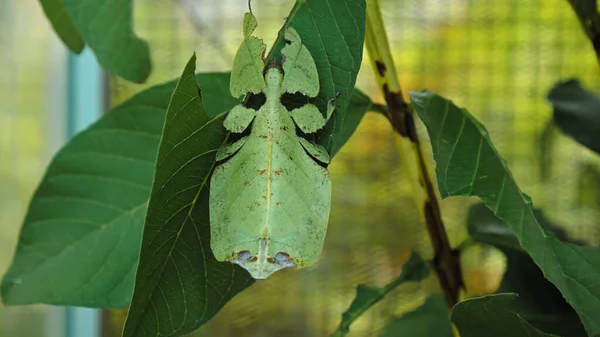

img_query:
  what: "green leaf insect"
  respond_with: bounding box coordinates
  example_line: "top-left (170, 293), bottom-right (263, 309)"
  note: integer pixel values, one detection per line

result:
top-left (209, 12), bottom-right (337, 279)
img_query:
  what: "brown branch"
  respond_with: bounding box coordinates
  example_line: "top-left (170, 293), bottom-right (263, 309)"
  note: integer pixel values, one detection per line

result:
top-left (365, 0), bottom-right (463, 306)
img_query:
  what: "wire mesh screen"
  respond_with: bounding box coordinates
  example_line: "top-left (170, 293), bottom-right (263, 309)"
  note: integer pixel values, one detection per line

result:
top-left (108, 0), bottom-right (600, 336)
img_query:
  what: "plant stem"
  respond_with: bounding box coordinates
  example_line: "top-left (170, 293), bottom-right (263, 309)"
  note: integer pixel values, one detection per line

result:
top-left (364, 0), bottom-right (463, 306)
top-left (565, 0), bottom-right (600, 68)
top-left (369, 103), bottom-right (388, 116)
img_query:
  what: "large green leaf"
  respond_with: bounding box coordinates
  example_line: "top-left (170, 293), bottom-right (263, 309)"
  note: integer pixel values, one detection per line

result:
top-left (452, 294), bottom-right (558, 337)
top-left (467, 203), bottom-right (587, 337)
top-left (1, 79), bottom-right (168, 307)
top-left (378, 295), bottom-right (453, 337)
top-left (60, 0), bottom-right (151, 83)
top-left (547, 79), bottom-right (600, 154)
top-left (410, 91), bottom-right (600, 336)
top-left (267, 0), bottom-right (367, 155)
top-left (39, 0), bottom-right (84, 53)
top-left (330, 252), bottom-right (429, 337)
top-left (122, 55), bottom-right (253, 337)
top-left (0, 72), bottom-right (236, 308)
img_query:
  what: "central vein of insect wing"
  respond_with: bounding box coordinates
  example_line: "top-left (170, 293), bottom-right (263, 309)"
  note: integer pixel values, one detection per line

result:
top-left (257, 67), bottom-right (285, 264)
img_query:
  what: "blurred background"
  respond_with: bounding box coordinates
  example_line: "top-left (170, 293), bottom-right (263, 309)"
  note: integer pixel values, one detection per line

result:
top-left (1, 0), bottom-right (600, 336)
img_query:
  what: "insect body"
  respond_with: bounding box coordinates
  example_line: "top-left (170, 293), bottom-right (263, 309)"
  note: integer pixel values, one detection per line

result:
top-left (209, 13), bottom-right (336, 279)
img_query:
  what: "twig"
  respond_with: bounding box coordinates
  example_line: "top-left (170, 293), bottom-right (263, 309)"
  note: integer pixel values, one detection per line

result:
top-left (369, 102), bottom-right (388, 116)
top-left (364, 0), bottom-right (463, 306)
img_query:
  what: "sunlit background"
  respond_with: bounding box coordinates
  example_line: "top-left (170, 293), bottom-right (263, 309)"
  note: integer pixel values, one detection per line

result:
top-left (1, 0), bottom-right (600, 336)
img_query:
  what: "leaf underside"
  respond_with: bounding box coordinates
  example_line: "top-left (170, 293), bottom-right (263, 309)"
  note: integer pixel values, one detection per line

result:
top-left (39, 0), bottom-right (84, 53)
top-left (1, 78), bottom-right (170, 307)
top-left (121, 55), bottom-right (254, 337)
top-left (62, 0), bottom-right (151, 83)
top-left (411, 91), bottom-right (600, 336)
top-left (467, 203), bottom-right (587, 336)
top-left (452, 294), bottom-right (559, 337)
top-left (0, 73), bottom-right (238, 308)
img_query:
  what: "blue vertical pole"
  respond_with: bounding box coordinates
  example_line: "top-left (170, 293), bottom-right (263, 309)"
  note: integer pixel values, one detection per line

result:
top-left (65, 47), bottom-right (103, 337)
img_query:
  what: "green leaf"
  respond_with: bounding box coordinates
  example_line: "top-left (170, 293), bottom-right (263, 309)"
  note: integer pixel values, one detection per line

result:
top-left (467, 203), bottom-right (587, 337)
top-left (378, 295), bottom-right (453, 337)
top-left (547, 79), bottom-right (600, 154)
top-left (1, 78), bottom-right (168, 307)
top-left (121, 55), bottom-right (254, 337)
top-left (411, 91), bottom-right (600, 336)
top-left (199, 73), bottom-right (240, 117)
top-left (0, 73), bottom-right (235, 308)
top-left (62, 0), bottom-right (151, 83)
top-left (331, 252), bottom-right (430, 337)
top-left (39, 0), bottom-right (84, 53)
top-left (268, 0), bottom-right (367, 155)
top-left (452, 294), bottom-right (559, 337)
top-left (333, 88), bottom-right (372, 156)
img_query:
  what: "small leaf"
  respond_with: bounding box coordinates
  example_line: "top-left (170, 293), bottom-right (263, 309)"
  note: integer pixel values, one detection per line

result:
top-left (378, 295), bottom-right (453, 337)
top-left (467, 204), bottom-right (587, 337)
top-left (411, 91), bottom-right (600, 336)
top-left (39, 0), bottom-right (84, 53)
top-left (122, 55), bottom-right (253, 337)
top-left (452, 294), bottom-right (559, 337)
top-left (62, 0), bottom-right (151, 83)
top-left (268, 0), bottom-right (367, 155)
top-left (331, 252), bottom-right (429, 337)
top-left (547, 79), bottom-right (600, 154)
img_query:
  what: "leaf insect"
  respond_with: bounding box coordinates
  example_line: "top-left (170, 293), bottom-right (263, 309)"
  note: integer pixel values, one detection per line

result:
top-left (209, 11), bottom-right (337, 279)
